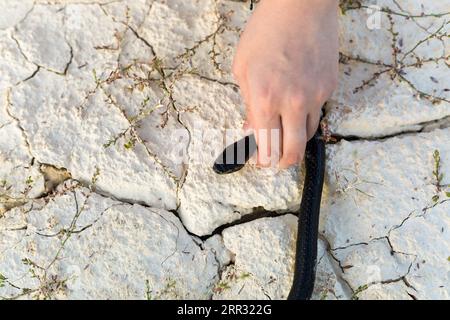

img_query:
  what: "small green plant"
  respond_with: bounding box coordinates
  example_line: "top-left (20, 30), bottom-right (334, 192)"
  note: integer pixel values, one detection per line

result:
top-left (213, 281), bottom-right (231, 294)
top-left (237, 272), bottom-right (251, 280)
top-left (351, 284), bottom-right (369, 300)
top-left (103, 98), bottom-right (161, 151)
top-left (90, 167), bottom-right (100, 189)
top-left (124, 139), bottom-right (135, 150)
top-left (25, 176), bottom-right (33, 185)
top-left (433, 150), bottom-right (443, 191)
top-left (92, 69), bottom-right (101, 87)
top-left (145, 278), bottom-right (178, 300)
top-left (431, 150), bottom-right (450, 202)
top-left (320, 289), bottom-right (329, 300)
top-left (145, 279), bottom-right (152, 300)
top-left (0, 273), bottom-right (6, 288)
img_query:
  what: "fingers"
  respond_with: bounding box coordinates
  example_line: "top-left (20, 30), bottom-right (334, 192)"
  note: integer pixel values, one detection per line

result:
top-left (279, 109), bottom-right (307, 169)
top-left (237, 70), bottom-right (276, 166)
top-left (253, 114), bottom-right (282, 167)
top-left (234, 62), bottom-right (320, 169)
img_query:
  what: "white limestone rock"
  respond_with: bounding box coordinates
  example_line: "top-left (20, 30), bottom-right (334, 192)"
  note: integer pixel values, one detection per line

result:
top-left (213, 215), bottom-right (346, 300)
top-left (100, 70), bottom-right (187, 179)
top-left (213, 215), bottom-right (298, 300)
top-left (326, 62), bottom-right (450, 138)
top-left (389, 200), bottom-right (450, 299)
top-left (203, 234), bottom-right (232, 269)
top-left (116, 29), bottom-right (156, 68)
top-left (0, 0), bottom-right (34, 30)
top-left (186, 0), bottom-right (250, 83)
top-left (0, 89), bottom-right (8, 127)
top-left (323, 128), bottom-right (450, 247)
top-left (9, 69), bottom-right (177, 210)
top-left (339, 6), bottom-right (393, 66)
top-left (63, 3), bottom-right (124, 82)
top-left (101, 0), bottom-right (151, 30)
top-left (0, 102), bottom-right (45, 215)
top-left (0, 98), bottom-right (45, 217)
top-left (333, 239), bottom-right (414, 290)
top-left (327, 1), bottom-right (450, 138)
top-left (311, 239), bottom-right (349, 300)
top-left (323, 128), bottom-right (450, 299)
top-left (0, 31), bottom-right (37, 87)
top-left (0, 183), bottom-right (221, 299)
top-left (140, 0), bottom-right (218, 67)
top-left (14, 5), bottom-right (72, 74)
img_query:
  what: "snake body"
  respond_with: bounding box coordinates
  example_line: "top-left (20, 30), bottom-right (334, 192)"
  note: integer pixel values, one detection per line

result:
top-left (213, 131), bottom-right (325, 300)
top-left (287, 132), bottom-right (325, 300)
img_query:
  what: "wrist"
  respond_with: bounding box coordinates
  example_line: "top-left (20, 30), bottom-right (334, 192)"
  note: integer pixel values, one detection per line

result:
top-left (260, 0), bottom-right (338, 10)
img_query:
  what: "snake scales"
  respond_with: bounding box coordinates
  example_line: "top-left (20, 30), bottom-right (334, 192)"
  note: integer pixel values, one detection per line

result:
top-left (213, 131), bottom-right (325, 300)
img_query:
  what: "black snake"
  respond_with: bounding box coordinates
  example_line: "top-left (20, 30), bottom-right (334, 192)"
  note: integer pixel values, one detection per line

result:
top-left (213, 131), bottom-right (325, 300)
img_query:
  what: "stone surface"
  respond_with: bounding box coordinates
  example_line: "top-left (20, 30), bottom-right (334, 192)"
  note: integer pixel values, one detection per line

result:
top-left (213, 215), bottom-right (298, 300)
top-left (389, 200), bottom-right (450, 299)
top-left (213, 215), bottom-right (347, 300)
top-left (9, 69), bottom-right (177, 210)
top-left (0, 121), bottom-right (45, 216)
top-left (0, 0), bottom-right (34, 30)
top-left (327, 0), bottom-right (450, 138)
top-left (0, 181), bottom-right (220, 299)
top-left (322, 128), bottom-right (450, 299)
top-left (323, 128), bottom-right (450, 247)
top-left (1, 0), bottom-right (449, 300)
top-left (14, 5), bottom-right (72, 74)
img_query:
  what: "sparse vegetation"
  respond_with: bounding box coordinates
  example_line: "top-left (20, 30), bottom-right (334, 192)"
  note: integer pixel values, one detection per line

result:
top-left (213, 268), bottom-right (253, 295)
top-left (25, 176), bottom-right (33, 185)
top-left (0, 273), bottom-right (6, 288)
top-left (433, 150), bottom-right (444, 191)
top-left (213, 280), bottom-right (231, 294)
top-left (145, 278), bottom-right (178, 300)
top-left (351, 284), bottom-right (369, 300)
top-left (431, 149), bottom-right (449, 202)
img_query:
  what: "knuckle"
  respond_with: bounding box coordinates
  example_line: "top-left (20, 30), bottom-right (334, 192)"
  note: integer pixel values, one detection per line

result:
top-left (253, 86), bottom-right (277, 117)
top-left (289, 93), bottom-right (307, 110)
top-left (257, 103), bottom-right (277, 119)
top-left (254, 83), bottom-right (272, 100)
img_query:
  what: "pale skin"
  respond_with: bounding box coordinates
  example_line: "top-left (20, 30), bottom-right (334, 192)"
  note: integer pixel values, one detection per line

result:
top-left (233, 0), bottom-right (339, 168)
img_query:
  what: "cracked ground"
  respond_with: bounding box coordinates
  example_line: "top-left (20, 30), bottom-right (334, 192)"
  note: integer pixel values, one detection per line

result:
top-left (0, 0), bottom-right (449, 300)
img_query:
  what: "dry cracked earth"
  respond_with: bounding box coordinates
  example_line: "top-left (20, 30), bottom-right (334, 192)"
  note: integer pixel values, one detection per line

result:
top-left (0, 0), bottom-right (449, 300)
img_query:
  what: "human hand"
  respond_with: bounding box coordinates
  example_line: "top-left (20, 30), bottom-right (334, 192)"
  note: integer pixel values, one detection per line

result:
top-left (233, 0), bottom-right (339, 168)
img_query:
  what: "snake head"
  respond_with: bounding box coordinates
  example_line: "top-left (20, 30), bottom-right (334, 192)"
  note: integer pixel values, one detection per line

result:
top-left (213, 135), bottom-right (257, 175)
